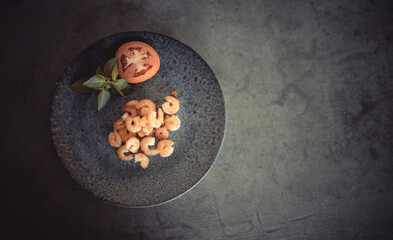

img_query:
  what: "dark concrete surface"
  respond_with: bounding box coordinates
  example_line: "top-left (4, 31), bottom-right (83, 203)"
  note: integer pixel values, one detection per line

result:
top-left (1, 0), bottom-right (393, 239)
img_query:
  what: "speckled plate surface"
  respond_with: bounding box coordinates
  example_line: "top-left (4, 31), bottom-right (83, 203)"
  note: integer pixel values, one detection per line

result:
top-left (50, 32), bottom-right (225, 207)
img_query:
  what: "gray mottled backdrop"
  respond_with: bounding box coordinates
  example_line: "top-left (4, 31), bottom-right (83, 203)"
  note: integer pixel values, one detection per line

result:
top-left (1, 0), bottom-right (392, 239)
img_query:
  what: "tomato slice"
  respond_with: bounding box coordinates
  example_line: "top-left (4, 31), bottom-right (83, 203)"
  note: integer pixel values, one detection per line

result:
top-left (116, 41), bottom-right (160, 83)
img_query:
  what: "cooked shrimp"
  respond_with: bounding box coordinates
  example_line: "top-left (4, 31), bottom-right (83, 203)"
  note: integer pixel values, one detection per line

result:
top-left (134, 153), bottom-right (149, 169)
top-left (118, 128), bottom-right (136, 143)
top-left (146, 110), bottom-right (161, 128)
top-left (125, 137), bottom-right (140, 153)
top-left (118, 128), bottom-right (127, 137)
top-left (137, 129), bottom-right (153, 138)
top-left (139, 116), bottom-right (148, 127)
top-left (162, 96), bottom-right (179, 115)
top-left (122, 106), bottom-right (138, 118)
top-left (108, 129), bottom-right (122, 148)
top-left (150, 119), bottom-right (161, 128)
top-left (157, 108), bottom-right (164, 126)
top-left (136, 99), bottom-right (156, 112)
top-left (141, 109), bottom-right (160, 128)
top-left (113, 119), bottom-right (125, 130)
top-left (125, 116), bottom-right (142, 133)
top-left (140, 107), bottom-right (150, 117)
top-left (145, 110), bottom-right (161, 128)
top-left (165, 115), bottom-right (181, 131)
top-left (142, 124), bottom-right (154, 135)
top-left (140, 110), bottom-right (159, 127)
top-left (121, 112), bottom-right (129, 120)
top-left (125, 100), bottom-right (138, 108)
top-left (170, 89), bottom-right (177, 97)
top-left (147, 110), bottom-right (157, 122)
top-left (140, 137), bottom-right (159, 156)
top-left (137, 129), bottom-right (146, 138)
top-left (155, 127), bottom-right (169, 140)
top-left (157, 140), bottom-right (174, 157)
top-left (117, 145), bottom-right (133, 161)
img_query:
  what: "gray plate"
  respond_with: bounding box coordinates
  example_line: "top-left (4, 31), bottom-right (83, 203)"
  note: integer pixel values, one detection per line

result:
top-left (50, 32), bottom-right (226, 207)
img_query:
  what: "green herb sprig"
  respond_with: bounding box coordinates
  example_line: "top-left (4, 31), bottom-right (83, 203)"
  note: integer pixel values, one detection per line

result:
top-left (70, 57), bottom-right (132, 110)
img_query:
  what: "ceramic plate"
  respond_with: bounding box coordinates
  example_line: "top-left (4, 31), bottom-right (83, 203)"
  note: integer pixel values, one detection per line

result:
top-left (50, 32), bottom-right (225, 207)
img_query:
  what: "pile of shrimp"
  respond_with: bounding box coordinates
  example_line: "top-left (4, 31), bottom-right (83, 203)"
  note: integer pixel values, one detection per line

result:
top-left (108, 90), bottom-right (180, 169)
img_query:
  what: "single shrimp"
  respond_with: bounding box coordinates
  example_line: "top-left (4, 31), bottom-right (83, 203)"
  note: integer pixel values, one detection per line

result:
top-left (165, 115), bottom-right (181, 131)
top-left (113, 119), bottom-right (125, 130)
top-left (136, 99), bottom-right (156, 112)
top-left (117, 145), bottom-right (133, 161)
top-left (125, 116), bottom-right (142, 133)
top-left (118, 128), bottom-right (136, 143)
top-left (134, 153), bottom-right (149, 169)
top-left (162, 96), bottom-right (179, 115)
top-left (157, 140), bottom-right (174, 157)
top-left (170, 89), bottom-right (177, 97)
top-left (108, 129), bottom-right (122, 148)
top-left (125, 137), bottom-right (140, 153)
top-left (155, 127), bottom-right (169, 140)
top-left (140, 137), bottom-right (159, 156)
top-left (122, 106), bottom-right (138, 118)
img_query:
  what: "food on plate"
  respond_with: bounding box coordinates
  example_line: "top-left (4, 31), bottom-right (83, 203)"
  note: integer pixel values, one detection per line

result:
top-left (125, 116), bottom-right (142, 133)
top-left (165, 115), bottom-right (181, 132)
top-left (140, 137), bottom-right (159, 156)
top-left (125, 137), bottom-right (140, 153)
top-left (116, 41), bottom-right (160, 83)
top-left (107, 90), bottom-right (180, 169)
top-left (118, 128), bottom-right (135, 143)
top-left (136, 99), bottom-right (156, 112)
top-left (135, 153), bottom-right (150, 169)
top-left (162, 96), bottom-right (180, 115)
top-left (155, 127), bottom-right (169, 140)
top-left (113, 119), bottom-right (125, 130)
top-left (117, 145), bottom-right (133, 162)
top-left (157, 140), bottom-right (174, 157)
top-left (108, 129), bottom-right (121, 148)
top-left (170, 89), bottom-right (177, 97)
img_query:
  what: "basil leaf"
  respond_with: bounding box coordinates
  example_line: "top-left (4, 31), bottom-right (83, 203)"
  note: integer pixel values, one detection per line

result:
top-left (112, 63), bottom-right (118, 80)
top-left (116, 79), bottom-right (128, 90)
top-left (83, 75), bottom-right (106, 89)
top-left (97, 89), bottom-right (110, 110)
top-left (96, 66), bottom-right (104, 75)
top-left (70, 78), bottom-right (89, 93)
top-left (111, 87), bottom-right (120, 95)
top-left (103, 57), bottom-right (117, 77)
top-left (111, 81), bottom-right (124, 97)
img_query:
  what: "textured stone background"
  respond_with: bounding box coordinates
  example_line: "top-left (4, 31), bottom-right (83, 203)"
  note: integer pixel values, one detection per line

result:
top-left (1, 0), bottom-right (393, 239)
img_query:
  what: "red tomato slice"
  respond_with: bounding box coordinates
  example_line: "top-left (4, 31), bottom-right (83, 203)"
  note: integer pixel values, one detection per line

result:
top-left (116, 41), bottom-right (160, 83)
